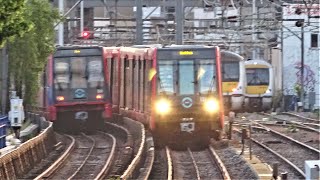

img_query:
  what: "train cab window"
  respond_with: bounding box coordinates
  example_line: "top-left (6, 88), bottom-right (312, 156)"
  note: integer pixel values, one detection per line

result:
top-left (178, 60), bottom-right (195, 95)
top-left (198, 59), bottom-right (216, 93)
top-left (54, 60), bottom-right (70, 90)
top-left (158, 61), bottom-right (174, 94)
top-left (246, 68), bottom-right (269, 85)
top-left (87, 59), bottom-right (104, 88)
top-left (222, 62), bottom-right (239, 82)
top-left (70, 57), bottom-right (87, 88)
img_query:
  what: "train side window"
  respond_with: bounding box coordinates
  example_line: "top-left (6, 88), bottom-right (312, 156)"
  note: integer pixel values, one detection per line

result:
top-left (125, 59), bottom-right (133, 109)
top-left (112, 58), bottom-right (119, 106)
top-left (108, 58), bottom-right (114, 102)
top-left (120, 58), bottom-right (128, 107)
top-left (132, 59), bottom-right (136, 110)
top-left (134, 59), bottom-right (140, 111)
top-left (145, 60), bottom-right (152, 112)
top-left (139, 60), bottom-right (143, 111)
top-left (142, 60), bottom-right (146, 112)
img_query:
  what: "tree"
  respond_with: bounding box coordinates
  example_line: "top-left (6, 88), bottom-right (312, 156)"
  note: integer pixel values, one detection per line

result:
top-left (0, 0), bottom-right (33, 46)
top-left (8, 0), bottom-right (61, 105)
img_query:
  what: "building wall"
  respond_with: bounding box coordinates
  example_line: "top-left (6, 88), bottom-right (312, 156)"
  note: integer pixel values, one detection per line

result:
top-left (282, 4), bottom-right (320, 110)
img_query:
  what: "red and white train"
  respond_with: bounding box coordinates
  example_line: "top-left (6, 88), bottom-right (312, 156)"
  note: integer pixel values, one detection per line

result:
top-left (41, 45), bottom-right (224, 144)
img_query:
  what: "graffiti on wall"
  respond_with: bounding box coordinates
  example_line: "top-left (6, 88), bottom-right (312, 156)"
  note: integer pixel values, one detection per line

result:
top-left (283, 61), bottom-right (317, 95)
top-left (294, 62), bottom-right (317, 92)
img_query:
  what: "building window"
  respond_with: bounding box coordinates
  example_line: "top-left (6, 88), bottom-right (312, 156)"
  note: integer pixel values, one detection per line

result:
top-left (311, 34), bottom-right (318, 48)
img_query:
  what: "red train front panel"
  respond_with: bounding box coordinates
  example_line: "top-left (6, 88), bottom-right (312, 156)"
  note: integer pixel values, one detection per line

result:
top-left (150, 46), bottom-right (223, 142)
top-left (46, 46), bottom-right (112, 132)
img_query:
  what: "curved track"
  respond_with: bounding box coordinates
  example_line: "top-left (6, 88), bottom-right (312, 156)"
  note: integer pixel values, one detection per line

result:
top-left (35, 132), bottom-right (116, 179)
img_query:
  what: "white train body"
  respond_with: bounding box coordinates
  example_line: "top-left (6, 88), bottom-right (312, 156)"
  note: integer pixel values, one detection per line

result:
top-left (244, 60), bottom-right (274, 111)
top-left (221, 51), bottom-right (246, 112)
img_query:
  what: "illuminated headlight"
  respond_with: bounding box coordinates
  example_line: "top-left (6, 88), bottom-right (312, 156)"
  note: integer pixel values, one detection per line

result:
top-left (155, 99), bottom-right (171, 114)
top-left (203, 98), bottom-right (219, 113)
top-left (265, 89), bottom-right (271, 93)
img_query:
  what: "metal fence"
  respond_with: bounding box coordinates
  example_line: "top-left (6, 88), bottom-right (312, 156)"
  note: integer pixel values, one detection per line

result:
top-left (0, 116), bottom-right (8, 148)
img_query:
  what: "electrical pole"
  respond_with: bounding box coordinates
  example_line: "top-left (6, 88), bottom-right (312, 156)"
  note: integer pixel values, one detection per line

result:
top-left (136, 0), bottom-right (143, 45)
top-left (1, 46), bottom-right (8, 114)
top-left (252, 0), bottom-right (256, 59)
top-left (175, 0), bottom-right (184, 45)
top-left (58, 0), bottom-right (64, 46)
top-left (300, 25), bottom-right (304, 107)
top-left (80, 0), bottom-right (84, 34)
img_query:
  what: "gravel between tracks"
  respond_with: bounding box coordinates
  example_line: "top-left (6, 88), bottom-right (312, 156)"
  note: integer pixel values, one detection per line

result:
top-left (262, 124), bottom-right (320, 150)
top-left (213, 145), bottom-right (259, 180)
top-left (251, 128), bottom-right (320, 172)
top-left (149, 148), bottom-right (168, 180)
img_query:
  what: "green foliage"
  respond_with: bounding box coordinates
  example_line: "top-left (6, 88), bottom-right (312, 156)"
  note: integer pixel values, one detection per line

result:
top-left (0, 0), bottom-right (33, 46)
top-left (8, 0), bottom-right (61, 105)
top-left (286, 124), bottom-right (299, 133)
top-left (294, 84), bottom-right (302, 97)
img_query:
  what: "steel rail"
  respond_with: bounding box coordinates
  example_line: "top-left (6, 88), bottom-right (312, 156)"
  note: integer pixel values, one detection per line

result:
top-left (165, 146), bottom-right (173, 180)
top-left (282, 112), bottom-right (320, 123)
top-left (34, 134), bottom-right (76, 180)
top-left (209, 146), bottom-right (232, 180)
top-left (105, 121), bottom-right (133, 148)
top-left (120, 123), bottom-right (146, 179)
top-left (252, 125), bottom-right (320, 154)
top-left (137, 135), bottom-right (155, 180)
top-left (188, 148), bottom-right (201, 180)
top-left (234, 128), bottom-right (306, 178)
top-left (257, 122), bottom-right (320, 134)
top-left (259, 112), bottom-right (320, 133)
top-left (94, 132), bottom-right (117, 180)
top-left (68, 133), bottom-right (96, 180)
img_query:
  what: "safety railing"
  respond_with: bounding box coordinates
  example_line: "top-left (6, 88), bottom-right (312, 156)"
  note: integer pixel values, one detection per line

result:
top-left (0, 116), bottom-right (8, 149)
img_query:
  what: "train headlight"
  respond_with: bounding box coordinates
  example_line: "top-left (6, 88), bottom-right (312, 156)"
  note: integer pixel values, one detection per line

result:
top-left (155, 99), bottom-right (171, 114)
top-left (203, 98), bottom-right (219, 113)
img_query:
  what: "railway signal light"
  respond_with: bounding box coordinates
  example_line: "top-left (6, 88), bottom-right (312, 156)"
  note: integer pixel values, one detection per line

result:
top-left (81, 31), bottom-right (90, 39)
top-left (295, 20), bottom-right (304, 27)
top-left (295, 8), bottom-right (302, 15)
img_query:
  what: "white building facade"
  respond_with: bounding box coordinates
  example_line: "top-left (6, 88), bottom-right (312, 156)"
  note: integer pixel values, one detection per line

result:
top-left (282, 4), bottom-right (320, 110)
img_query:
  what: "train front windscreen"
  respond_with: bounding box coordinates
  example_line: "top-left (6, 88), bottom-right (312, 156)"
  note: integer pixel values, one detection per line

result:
top-left (157, 59), bottom-right (216, 95)
top-left (53, 48), bottom-right (106, 103)
top-left (246, 68), bottom-right (269, 86)
top-left (222, 62), bottom-right (239, 82)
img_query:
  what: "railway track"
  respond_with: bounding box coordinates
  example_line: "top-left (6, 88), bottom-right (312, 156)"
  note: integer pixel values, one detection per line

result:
top-left (233, 123), bottom-right (320, 179)
top-left (257, 123), bottom-right (320, 150)
top-left (259, 112), bottom-right (320, 132)
top-left (167, 146), bottom-right (230, 180)
top-left (35, 132), bottom-right (116, 179)
top-left (282, 112), bottom-right (320, 124)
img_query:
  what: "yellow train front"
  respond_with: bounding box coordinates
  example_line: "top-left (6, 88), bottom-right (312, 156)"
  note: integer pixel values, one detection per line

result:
top-left (150, 45), bottom-right (224, 145)
top-left (244, 59), bottom-right (273, 112)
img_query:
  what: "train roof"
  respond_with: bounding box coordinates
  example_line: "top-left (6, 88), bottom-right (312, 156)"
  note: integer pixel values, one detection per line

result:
top-left (245, 59), bottom-right (272, 68)
top-left (131, 44), bottom-right (163, 48)
top-left (162, 44), bottom-right (211, 49)
top-left (55, 45), bottom-right (102, 50)
top-left (119, 47), bottom-right (152, 60)
top-left (221, 51), bottom-right (244, 61)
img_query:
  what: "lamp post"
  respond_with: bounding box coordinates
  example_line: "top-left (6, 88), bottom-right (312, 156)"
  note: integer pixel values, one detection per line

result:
top-left (300, 24), bottom-right (304, 107)
top-left (295, 19), bottom-right (305, 107)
